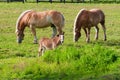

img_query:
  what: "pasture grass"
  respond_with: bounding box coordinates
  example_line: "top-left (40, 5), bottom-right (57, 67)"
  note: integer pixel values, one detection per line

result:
top-left (0, 2), bottom-right (120, 79)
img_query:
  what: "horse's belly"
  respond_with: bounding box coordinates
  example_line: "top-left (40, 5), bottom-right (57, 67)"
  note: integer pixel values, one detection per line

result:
top-left (44, 43), bottom-right (53, 50)
top-left (36, 23), bottom-right (51, 28)
top-left (34, 21), bottom-right (51, 28)
top-left (30, 17), bottom-right (51, 28)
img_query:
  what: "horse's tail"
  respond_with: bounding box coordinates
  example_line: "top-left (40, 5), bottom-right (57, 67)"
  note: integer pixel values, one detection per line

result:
top-left (15, 10), bottom-right (32, 33)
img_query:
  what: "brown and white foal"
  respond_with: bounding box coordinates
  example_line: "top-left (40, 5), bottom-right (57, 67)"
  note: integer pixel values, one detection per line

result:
top-left (38, 32), bottom-right (64, 56)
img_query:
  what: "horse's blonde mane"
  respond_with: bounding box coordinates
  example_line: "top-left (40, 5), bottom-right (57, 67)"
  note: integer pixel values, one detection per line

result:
top-left (15, 10), bottom-right (32, 33)
top-left (73, 8), bottom-right (86, 32)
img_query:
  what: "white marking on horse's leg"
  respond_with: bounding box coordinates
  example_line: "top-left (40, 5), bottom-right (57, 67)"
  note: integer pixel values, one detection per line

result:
top-left (42, 49), bottom-right (44, 56)
top-left (86, 28), bottom-right (91, 43)
top-left (38, 47), bottom-right (42, 57)
top-left (102, 25), bottom-right (107, 41)
top-left (30, 25), bottom-right (38, 44)
top-left (94, 26), bottom-right (99, 40)
top-left (34, 36), bottom-right (38, 44)
top-left (42, 47), bottom-right (45, 56)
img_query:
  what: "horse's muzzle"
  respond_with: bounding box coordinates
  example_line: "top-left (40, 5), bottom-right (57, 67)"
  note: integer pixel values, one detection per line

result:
top-left (17, 39), bottom-right (22, 43)
top-left (74, 39), bottom-right (78, 42)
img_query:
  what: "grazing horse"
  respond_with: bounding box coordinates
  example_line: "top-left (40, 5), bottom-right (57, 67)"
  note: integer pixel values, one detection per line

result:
top-left (15, 10), bottom-right (65, 44)
top-left (73, 9), bottom-right (107, 43)
top-left (38, 32), bottom-right (64, 56)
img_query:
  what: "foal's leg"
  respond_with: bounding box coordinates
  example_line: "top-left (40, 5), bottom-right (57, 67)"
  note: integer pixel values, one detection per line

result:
top-left (38, 46), bottom-right (42, 57)
top-left (94, 26), bottom-right (99, 40)
top-left (100, 22), bottom-right (107, 41)
top-left (51, 24), bottom-right (57, 37)
top-left (42, 47), bottom-right (46, 56)
top-left (30, 25), bottom-right (38, 44)
top-left (86, 28), bottom-right (91, 43)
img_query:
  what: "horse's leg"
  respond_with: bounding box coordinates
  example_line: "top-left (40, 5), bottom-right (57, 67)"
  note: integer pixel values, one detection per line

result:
top-left (38, 46), bottom-right (42, 57)
top-left (30, 25), bottom-right (38, 44)
top-left (51, 24), bottom-right (57, 37)
top-left (42, 47), bottom-right (45, 56)
top-left (83, 28), bottom-right (87, 41)
top-left (83, 28), bottom-right (87, 37)
top-left (100, 21), bottom-right (107, 41)
top-left (86, 28), bottom-right (91, 43)
top-left (94, 26), bottom-right (99, 40)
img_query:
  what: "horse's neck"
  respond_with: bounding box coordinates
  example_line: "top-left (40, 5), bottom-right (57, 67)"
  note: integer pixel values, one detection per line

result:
top-left (75, 26), bottom-right (81, 33)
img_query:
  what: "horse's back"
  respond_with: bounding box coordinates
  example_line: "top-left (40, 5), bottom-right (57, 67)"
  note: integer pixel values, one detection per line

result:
top-left (89, 9), bottom-right (105, 20)
top-left (39, 38), bottom-right (51, 44)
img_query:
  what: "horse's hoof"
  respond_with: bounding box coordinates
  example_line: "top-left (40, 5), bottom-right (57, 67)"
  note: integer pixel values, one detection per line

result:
top-left (33, 41), bottom-right (38, 44)
top-left (33, 40), bottom-right (38, 44)
top-left (104, 39), bottom-right (107, 41)
top-left (86, 39), bottom-right (90, 43)
top-left (33, 42), bottom-right (38, 44)
top-left (87, 41), bottom-right (90, 43)
top-left (95, 38), bottom-right (98, 41)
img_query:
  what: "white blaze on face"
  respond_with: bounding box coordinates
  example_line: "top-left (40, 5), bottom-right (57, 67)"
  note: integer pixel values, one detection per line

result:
top-left (60, 35), bottom-right (64, 43)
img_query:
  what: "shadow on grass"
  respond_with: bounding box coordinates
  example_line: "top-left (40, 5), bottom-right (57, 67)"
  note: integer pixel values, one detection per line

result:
top-left (98, 73), bottom-right (120, 80)
top-left (90, 39), bottom-right (120, 47)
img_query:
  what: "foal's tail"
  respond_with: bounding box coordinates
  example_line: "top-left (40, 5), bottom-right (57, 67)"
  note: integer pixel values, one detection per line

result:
top-left (15, 10), bottom-right (32, 33)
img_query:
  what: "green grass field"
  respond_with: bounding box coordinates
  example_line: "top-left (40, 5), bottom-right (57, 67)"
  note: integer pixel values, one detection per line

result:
top-left (0, 2), bottom-right (120, 79)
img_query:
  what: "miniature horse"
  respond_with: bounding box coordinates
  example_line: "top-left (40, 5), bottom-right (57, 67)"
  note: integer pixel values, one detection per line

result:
top-left (38, 32), bottom-right (64, 56)
top-left (73, 9), bottom-right (107, 43)
top-left (15, 10), bottom-right (65, 44)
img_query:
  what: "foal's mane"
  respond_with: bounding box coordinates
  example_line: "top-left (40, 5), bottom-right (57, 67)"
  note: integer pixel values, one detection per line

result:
top-left (15, 10), bottom-right (32, 33)
top-left (73, 8), bottom-right (86, 31)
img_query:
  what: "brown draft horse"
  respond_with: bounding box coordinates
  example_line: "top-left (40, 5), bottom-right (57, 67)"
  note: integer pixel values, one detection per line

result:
top-left (38, 32), bottom-right (64, 56)
top-left (15, 10), bottom-right (65, 44)
top-left (73, 9), bottom-right (107, 43)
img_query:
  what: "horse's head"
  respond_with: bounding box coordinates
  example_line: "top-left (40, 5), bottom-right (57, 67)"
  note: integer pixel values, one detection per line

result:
top-left (16, 30), bottom-right (24, 43)
top-left (57, 32), bottom-right (65, 44)
top-left (73, 29), bottom-right (81, 42)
